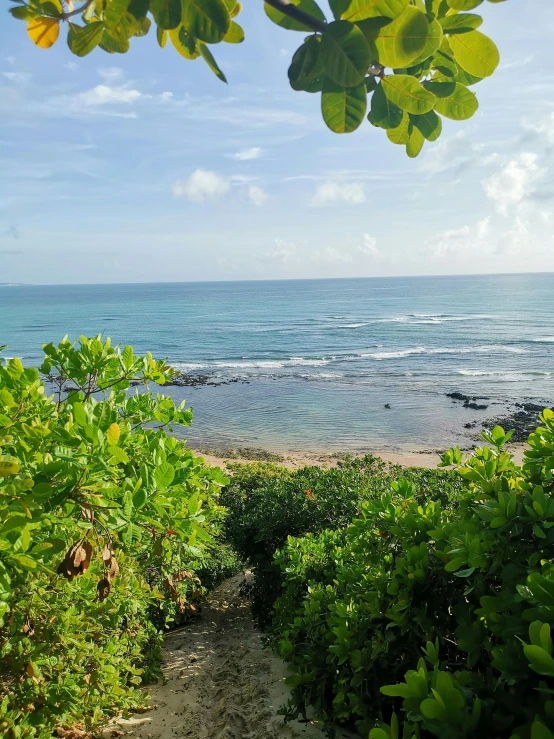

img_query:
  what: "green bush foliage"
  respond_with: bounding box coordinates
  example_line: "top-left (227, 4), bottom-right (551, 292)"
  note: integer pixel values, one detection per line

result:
top-left (269, 419), bottom-right (554, 738)
top-left (222, 457), bottom-right (464, 625)
top-left (0, 336), bottom-right (230, 738)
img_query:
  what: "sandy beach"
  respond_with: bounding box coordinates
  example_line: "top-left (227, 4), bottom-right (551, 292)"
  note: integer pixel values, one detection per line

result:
top-left (194, 443), bottom-right (528, 471)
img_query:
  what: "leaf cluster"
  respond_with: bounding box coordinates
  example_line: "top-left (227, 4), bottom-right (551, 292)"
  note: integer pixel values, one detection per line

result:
top-left (0, 335), bottom-right (230, 736)
top-left (267, 417), bottom-right (554, 738)
top-left (7, 0), bottom-right (510, 155)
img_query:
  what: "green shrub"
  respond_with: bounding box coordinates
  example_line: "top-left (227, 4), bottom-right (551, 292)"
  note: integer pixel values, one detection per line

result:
top-left (0, 336), bottom-right (229, 737)
top-left (270, 419), bottom-right (554, 739)
top-left (222, 457), bottom-right (464, 625)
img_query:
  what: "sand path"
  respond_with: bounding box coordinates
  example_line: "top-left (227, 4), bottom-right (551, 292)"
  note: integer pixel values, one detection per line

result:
top-left (103, 574), bottom-right (355, 739)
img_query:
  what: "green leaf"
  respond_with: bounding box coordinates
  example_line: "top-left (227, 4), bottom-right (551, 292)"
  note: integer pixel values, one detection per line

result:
top-left (182, 0), bottom-right (230, 43)
top-left (133, 487), bottom-right (148, 509)
top-left (199, 42), bottom-right (227, 81)
top-left (321, 78), bottom-right (367, 133)
top-left (99, 25), bottom-right (131, 52)
top-left (439, 13), bottom-right (483, 33)
top-left (524, 644), bottom-right (554, 676)
top-left (431, 82), bottom-right (478, 120)
top-left (410, 110), bottom-right (441, 140)
top-left (104, 0), bottom-right (129, 28)
top-left (341, 0), bottom-right (409, 23)
top-left (150, 0), bottom-right (181, 30)
top-left (157, 25), bottom-right (168, 46)
top-left (382, 74), bottom-right (435, 114)
top-left (447, 0), bottom-right (483, 8)
top-left (11, 554), bottom-right (37, 569)
top-left (264, 0), bottom-right (326, 32)
top-left (72, 401), bottom-right (88, 426)
top-left (121, 345), bottom-right (134, 369)
top-left (289, 36), bottom-right (323, 89)
top-left (408, 18), bottom-right (442, 66)
top-left (154, 461), bottom-right (175, 489)
top-left (368, 81), bottom-right (403, 128)
top-left (364, 6), bottom-right (429, 68)
top-left (169, 25), bottom-right (200, 58)
top-left (321, 21), bottom-right (371, 87)
top-left (223, 20), bottom-right (244, 42)
top-left (445, 557), bottom-right (466, 572)
top-left (386, 112), bottom-right (410, 144)
top-left (9, 6), bottom-right (36, 20)
top-left (406, 126), bottom-right (424, 158)
top-left (449, 30), bottom-right (499, 78)
top-left (421, 698), bottom-right (447, 720)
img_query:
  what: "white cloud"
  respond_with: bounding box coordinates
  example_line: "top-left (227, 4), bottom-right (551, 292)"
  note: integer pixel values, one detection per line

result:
top-left (312, 247), bottom-right (353, 264)
top-left (267, 239), bottom-right (297, 264)
top-left (2, 72), bottom-right (31, 84)
top-left (426, 218), bottom-right (491, 259)
top-left (98, 67), bottom-right (124, 83)
top-left (523, 111), bottom-right (554, 146)
top-left (172, 169), bottom-right (230, 203)
top-left (310, 181), bottom-right (366, 207)
top-left (357, 234), bottom-right (380, 258)
top-left (248, 184), bottom-right (268, 206)
top-left (76, 85), bottom-right (143, 106)
top-left (5, 57), bottom-right (16, 66)
top-left (227, 147), bottom-right (263, 161)
top-left (421, 129), bottom-right (484, 175)
top-left (483, 152), bottom-right (546, 215)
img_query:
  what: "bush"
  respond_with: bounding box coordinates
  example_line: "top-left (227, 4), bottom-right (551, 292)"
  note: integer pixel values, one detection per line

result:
top-left (222, 457), bottom-right (464, 625)
top-left (0, 336), bottom-right (230, 737)
top-left (270, 419), bottom-right (554, 739)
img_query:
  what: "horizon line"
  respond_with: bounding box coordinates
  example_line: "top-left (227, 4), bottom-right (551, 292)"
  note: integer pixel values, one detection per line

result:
top-left (2, 270), bottom-right (554, 288)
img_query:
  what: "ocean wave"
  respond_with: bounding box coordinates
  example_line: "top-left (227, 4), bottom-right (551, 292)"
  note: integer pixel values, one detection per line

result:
top-left (532, 337), bottom-right (554, 343)
top-left (362, 345), bottom-right (528, 360)
top-left (173, 356), bottom-right (333, 371)
top-left (459, 369), bottom-right (551, 377)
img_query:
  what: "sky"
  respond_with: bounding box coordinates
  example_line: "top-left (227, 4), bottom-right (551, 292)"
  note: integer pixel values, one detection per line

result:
top-left (1, 0), bottom-right (553, 284)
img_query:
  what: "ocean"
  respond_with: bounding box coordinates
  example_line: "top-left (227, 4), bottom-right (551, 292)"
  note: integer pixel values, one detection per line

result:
top-left (1, 274), bottom-right (553, 453)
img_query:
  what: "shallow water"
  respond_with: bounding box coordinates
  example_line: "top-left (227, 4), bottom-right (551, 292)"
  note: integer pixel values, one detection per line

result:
top-left (1, 274), bottom-right (553, 452)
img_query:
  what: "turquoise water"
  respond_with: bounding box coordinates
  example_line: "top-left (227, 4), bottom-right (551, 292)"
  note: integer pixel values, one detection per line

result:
top-left (1, 274), bottom-right (553, 452)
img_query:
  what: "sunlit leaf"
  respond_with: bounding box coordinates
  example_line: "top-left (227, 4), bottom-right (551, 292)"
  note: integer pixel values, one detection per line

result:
top-left (382, 73), bottom-right (435, 114)
top-left (321, 78), bottom-right (367, 133)
top-left (449, 29), bottom-right (499, 77)
top-left (27, 17), bottom-right (59, 48)
top-left (321, 20), bottom-right (370, 87)
top-left (264, 0), bottom-right (326, 32)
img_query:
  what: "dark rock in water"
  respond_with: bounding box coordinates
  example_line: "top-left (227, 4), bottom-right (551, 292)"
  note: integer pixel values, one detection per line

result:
top-left (447, 392), bottom-right (468, 402)
top-left (465, 402), bottom-right (488, 410)
top-left (447, 392), bottom-right (489, 409)
top-left (464, 423), bottom-right (472, 429)
top-left (163, 372), bottom-right (249, 388)
top-left (384, 403), bottom-right (391, 409)
top-left (479, 402), bottom-right (553, 443)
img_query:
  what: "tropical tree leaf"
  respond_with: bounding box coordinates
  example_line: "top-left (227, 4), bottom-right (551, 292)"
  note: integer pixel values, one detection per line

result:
top-left (410, 110), bottom-right (442, 140)
top-left (264, 0), bottom-right (326, 32)
top-left (182, 0), bottom-right (230, 43)
top-left (406, 125), bottom-right (424, 158)
top-left (449, 29), bottom-right (499, 77)
top-left (368, 81), bottom-right (403, 128)
top-left (341, 0), bottom-right (409, 23)
top-left (429, 81), bottom-right (479, 119)
top-left (386, 111), bottom-right (410, 144)
top-left (150, 0), bottom-right (181, 30)
top-left (223, 20), bottom-right (244, 43)
top-left (321, 78), bottom-right (367, 133)
top-left (439, 13), bottom-right (483, 33)
top-left (67, 21), bottom-right (104, 56)
top-left (199, 42), bottom-right (228, 82)
top-left (27, 17), bottom-right (59, 47)
top-left (363, 6), bottom-right (429, 68)
top-left (320, 20), bottom-right (371, 87)
top-left (382, 74), bottom-right (436, 114)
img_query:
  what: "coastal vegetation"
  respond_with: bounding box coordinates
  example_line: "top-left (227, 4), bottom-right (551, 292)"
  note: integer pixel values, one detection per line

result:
top-left (3, 336), bottom-right (554, 739)
top-left (8, 0), bottom-right (510, 155)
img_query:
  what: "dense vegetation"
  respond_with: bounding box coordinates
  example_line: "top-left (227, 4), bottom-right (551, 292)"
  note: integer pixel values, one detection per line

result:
top-left (4, 335), bottom-right (554, 739)
top-left (8, 0), bottom-right (510, 154)
top-left (226, 422), bottom-right (554, 738)
top-left (0, 336), bottom-right (239, 738)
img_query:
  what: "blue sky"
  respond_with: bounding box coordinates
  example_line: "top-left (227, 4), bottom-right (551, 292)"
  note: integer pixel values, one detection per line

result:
top-left (1, 0), bottom-right (553, 284)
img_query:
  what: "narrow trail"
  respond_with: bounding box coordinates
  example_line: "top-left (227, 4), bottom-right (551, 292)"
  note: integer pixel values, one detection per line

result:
top-left (104, 574), bottom-right (353, 739)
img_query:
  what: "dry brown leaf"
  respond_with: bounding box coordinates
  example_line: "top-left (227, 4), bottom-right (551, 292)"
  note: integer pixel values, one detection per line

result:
top-left (108, 556), bottom-right (119, 581)
top-left (96, 578), bottom-right (111, 602)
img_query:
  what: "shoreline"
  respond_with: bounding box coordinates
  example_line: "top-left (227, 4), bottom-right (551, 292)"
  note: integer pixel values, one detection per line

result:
top-left (194, 442), bottom-right (528, 470)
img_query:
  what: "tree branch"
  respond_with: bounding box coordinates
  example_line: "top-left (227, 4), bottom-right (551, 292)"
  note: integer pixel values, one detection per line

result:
top-left (61, 0), bottom-right (93, 20)
top-left (263, 0), bottom-right (327, 33)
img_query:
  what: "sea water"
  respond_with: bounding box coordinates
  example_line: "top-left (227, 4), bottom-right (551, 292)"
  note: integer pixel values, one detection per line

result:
top-left (1, 273), bottom-right (553, 452)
